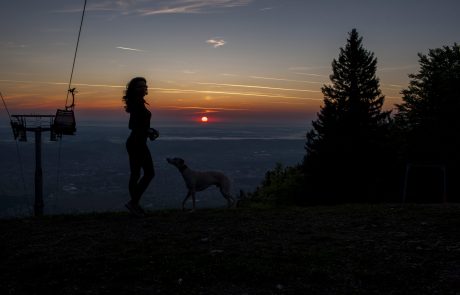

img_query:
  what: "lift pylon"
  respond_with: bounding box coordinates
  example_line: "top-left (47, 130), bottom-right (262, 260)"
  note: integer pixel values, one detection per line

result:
top-left (9, 114), bottom-right (76, 216)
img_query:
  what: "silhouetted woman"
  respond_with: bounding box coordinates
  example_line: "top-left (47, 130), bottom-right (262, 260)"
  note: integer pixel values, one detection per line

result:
top-left (123, 77), bottom-right (159, 216)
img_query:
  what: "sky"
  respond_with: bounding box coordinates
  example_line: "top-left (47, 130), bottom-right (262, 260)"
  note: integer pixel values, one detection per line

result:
top-left (1, 0), bottom-right (459, 126)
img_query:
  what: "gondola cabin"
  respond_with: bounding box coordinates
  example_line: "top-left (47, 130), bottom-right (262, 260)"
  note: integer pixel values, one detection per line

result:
top-left (10, 118), bottom-right (27, 141)
top-left (53, 109), bottom-right (76, 135)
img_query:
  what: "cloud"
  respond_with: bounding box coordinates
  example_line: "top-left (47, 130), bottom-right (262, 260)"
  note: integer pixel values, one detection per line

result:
top-left (116, 46), bottom-right (147, 52)
top-left (140, 0), bottom-right (252, 15)
top-left (0, 79), bottom-right (322, 102)
top-left (289, 66), bottom-right (329, 78)
top-left (206, 39), bottom-right (226, 48)
top-left (161, 106), bottom-right (249, 111)
top-left (250, 76), bottom-right (322, 85)
top-left (1, 42), bottom-right (27, 49)
top-left (220, 73), bottom-right (237, 77)
top-left (55, 0), bottom-right (253, 16)
top-left (196, 82), bottom-right (321, 93)
top-left (379, 65), bottom-right (418, 72)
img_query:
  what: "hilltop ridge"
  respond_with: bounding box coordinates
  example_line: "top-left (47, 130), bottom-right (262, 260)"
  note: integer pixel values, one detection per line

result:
top-left (1, 205), bottom-right (459, 294)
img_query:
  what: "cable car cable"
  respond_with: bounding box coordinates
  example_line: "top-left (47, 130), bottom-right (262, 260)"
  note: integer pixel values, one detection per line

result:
top-left (54, 0), bottom-right (87, 213)
top-left (1, 91), bottom-right (32, 214)
top-left (65, 0), bottom-right (87, 109)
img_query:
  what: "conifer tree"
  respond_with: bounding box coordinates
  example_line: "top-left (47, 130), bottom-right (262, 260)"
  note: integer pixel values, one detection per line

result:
top-left (304, 29), bottom-right (390, 202)
top-left (395, 44), bottom-right (460, 200)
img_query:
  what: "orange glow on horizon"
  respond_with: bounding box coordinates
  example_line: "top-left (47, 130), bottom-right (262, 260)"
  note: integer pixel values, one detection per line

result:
top-left (0, 78), bottom-right (329, 123)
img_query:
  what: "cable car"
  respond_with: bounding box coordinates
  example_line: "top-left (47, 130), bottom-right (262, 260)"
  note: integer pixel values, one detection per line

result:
top-left (53, 88), bottom-right (77, 136)
top-left (10, 117), bottom-right (27, 141)
top-left (54, 109), bottom-right (76, 135)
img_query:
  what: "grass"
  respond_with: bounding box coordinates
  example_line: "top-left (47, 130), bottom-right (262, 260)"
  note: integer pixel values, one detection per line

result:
top-left (1, 204), bottom-right (459, 294)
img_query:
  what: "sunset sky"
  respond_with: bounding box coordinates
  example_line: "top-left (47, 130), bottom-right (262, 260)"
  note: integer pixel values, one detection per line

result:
top-left (1, 0), bottom-right (459, 125)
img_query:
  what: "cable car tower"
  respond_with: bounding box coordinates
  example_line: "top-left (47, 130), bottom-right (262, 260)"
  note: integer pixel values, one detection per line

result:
top-left (8, 91), bottom-right (77, 216)
top-left (3, 0), bottom-right (87, 216)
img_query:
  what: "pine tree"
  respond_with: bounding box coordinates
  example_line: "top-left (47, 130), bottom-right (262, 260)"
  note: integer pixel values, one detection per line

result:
top-left (304, 29), bottom-right (390, 202)
top-left (395, 44), bottom-right (460, 200)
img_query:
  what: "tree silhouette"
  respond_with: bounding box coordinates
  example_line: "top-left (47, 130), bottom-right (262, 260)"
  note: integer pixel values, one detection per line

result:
top-left (304, 29), bottom-right (390, 203)
top-left (395, 43), bottom-right (460, 200)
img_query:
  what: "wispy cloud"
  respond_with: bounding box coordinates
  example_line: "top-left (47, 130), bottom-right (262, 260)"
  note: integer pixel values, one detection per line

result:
top-left (293, 72), bottom-right (328, 78)
top-left (0, 79), bottom-right (322, 102)
top-left (140, 0), bottom-right (252, 15)
top-left (196, 82), bottom-right (321, 93)
top-left (155, 87), bottom-right (321, 100)
top-left (250, 76), bottom-right (322, 85)
top-left (0, 79), bottom-right (124, 89)
top-left (55, 0), bottom-right (253, 16)
top-left (289, 66), bottom-right (329, 72)
top-left (379, 65), bottom-right (418, 72)
top-left (161, 106), bottom-right (249, 111)
top-left (1, 42), bottom-right (27, 49)
top-left (116, 46), bottom-right (147, 52)
top-left (206, 39), bottom-right (226, 48)
top-left (289, 66), bottom-right (329, 79)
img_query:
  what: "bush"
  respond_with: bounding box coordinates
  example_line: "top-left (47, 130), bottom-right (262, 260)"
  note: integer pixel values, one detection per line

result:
top-left (244, 163), bottom-right (306, 207)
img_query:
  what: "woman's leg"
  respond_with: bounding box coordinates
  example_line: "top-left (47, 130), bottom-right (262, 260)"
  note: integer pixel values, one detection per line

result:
top-left (127, 142), bottom-right (154, 205)
top-left (136, 145), bottom-right (155, 200)
top-left (128, 157), bottom-right (142, 204)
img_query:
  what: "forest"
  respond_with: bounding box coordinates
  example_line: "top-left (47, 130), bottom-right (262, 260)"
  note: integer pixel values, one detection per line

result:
top-left (248, 29), bottom-right (460, 206)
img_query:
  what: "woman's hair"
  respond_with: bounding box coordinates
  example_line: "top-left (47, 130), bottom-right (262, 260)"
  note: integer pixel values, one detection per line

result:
top-left (122, 77), bottom-right (147, 113)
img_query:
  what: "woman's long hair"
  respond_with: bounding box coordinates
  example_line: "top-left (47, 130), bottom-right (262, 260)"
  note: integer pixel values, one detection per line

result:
top-left (122, 77), bottom-right (147, 113)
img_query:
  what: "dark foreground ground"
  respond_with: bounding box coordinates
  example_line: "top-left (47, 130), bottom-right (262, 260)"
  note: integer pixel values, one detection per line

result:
top-left (1, 204), bottom-right (459, 294)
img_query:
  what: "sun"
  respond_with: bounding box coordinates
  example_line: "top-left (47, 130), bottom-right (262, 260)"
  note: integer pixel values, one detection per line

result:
top-left (201, 116), bottom-right (209, 123)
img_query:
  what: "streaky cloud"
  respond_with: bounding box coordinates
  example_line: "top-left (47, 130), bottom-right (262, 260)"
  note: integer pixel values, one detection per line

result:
top-left (289, 66), bottom-right (329, 71)
top-left (250, 76), bottom-right (322, 84)
top-left (116, 46), bottom-right (146, 52)
top-left (196, 82), bottom-right (321, 93)
top-left (0, 79), bottom-right (125, 89)
top-left (155, 87), bottom-right (322, 100)
top-left (140, 0), bottom-right (253, 15)
top-left (0, 80), bottom-right (321, 101)
top-left (1, 42), bottom-right (27, 49)
top-left (293, 72), bottom-right (328, 78)
top-left (161, 106), bottom-right (249, 111)
top-left (379, 65), bottom-right (418, 72)
top-left (54, 0), bottom-right (253, 16)
top-left (269, 101), bottom-right (314, 105)
top-left (206, 39), bottom-right (226, 48)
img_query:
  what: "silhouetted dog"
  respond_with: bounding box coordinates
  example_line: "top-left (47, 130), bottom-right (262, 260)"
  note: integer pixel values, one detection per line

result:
top-left (166, 157), bottom-right (235, 211)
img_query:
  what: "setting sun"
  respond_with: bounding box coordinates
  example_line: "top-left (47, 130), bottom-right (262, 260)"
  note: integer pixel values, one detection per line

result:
top-left (201, 116), bottom-right (209, 123)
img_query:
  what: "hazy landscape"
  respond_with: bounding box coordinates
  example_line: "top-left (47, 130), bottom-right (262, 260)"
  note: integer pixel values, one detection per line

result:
top-left (0, 122), bottom-right (306, 217)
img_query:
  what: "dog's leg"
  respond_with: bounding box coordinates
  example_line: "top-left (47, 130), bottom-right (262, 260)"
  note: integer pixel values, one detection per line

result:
top-left (220, 189), bottom-right (235, 208)
top-left (182, 191), bottom-right (191, 211)
top-left (227, 195), bottom-right (236, 208)
top-left (191, 191), bottom-right (196, 211)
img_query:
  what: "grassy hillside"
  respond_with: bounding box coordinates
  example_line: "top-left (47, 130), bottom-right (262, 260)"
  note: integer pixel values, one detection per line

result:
top-left (1, 204), bottom-right (459, 294)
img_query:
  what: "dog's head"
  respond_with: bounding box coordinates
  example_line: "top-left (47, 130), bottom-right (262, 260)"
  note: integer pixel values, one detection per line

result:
top-left (166, 157), bottom-right (186, 170)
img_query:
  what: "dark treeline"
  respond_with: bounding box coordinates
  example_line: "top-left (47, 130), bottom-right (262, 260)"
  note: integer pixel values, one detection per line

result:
top-left (248, 29), bottom-right (460, 206)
